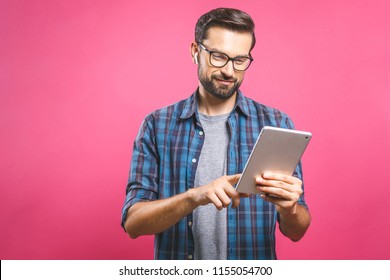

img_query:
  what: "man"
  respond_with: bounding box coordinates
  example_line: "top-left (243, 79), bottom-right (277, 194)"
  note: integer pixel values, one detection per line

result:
top-left (121, 7), bottom-right (310, 260)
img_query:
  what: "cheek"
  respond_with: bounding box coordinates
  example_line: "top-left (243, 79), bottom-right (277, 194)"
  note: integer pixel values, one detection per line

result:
top-left (200, 67), bottom-right (214, 79)
top-left (236, 73), bottom-right (245, 83)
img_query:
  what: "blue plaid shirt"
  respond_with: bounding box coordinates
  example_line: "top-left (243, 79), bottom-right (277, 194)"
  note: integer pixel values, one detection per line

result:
top-left (121, 90), bottom-right (307, 260)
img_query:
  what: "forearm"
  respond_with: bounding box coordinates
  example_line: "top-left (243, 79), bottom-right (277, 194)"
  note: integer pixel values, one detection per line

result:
top-left (278, 204), bottom-right (311, 242)
top-left (124, 189), bottom-right (198, 239)
top-left (124, 175), bottom-right (242, 239)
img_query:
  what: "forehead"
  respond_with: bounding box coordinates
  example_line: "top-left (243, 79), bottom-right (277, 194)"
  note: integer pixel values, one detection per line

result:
top-left (203, 27), bottom-right (252, 56)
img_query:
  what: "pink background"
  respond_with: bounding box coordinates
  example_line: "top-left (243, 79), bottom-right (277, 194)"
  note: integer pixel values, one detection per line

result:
top-left (1, 0), bottom-right (389, 260)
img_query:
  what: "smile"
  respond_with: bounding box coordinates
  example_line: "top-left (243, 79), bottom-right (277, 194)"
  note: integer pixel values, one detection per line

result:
top-left (214, 78), bottom-right (235, 85)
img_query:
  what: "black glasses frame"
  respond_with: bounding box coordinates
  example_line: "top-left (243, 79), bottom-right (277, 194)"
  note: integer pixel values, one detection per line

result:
top-left (197, 41), bottom-right (253, 71)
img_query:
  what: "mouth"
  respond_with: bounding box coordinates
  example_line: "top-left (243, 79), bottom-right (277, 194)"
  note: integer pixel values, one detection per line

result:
top-left (214, 77), bottom-right (235, 86)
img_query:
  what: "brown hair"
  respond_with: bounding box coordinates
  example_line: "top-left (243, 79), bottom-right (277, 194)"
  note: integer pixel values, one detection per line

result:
top-left (195, 8), bottom-right (256, 52)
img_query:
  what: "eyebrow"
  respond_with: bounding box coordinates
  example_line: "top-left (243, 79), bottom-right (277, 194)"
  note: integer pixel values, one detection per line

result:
top-left (200, 43), bottom-right (251, 58)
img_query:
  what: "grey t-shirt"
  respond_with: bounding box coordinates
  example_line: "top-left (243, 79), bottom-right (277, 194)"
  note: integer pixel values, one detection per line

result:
top-left (193, 112), bottom-right (229, 260)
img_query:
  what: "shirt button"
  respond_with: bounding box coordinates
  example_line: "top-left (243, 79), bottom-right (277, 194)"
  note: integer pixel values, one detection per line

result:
top-left (188, 221), bottom-right (192, 227)
top-left (192, 158), bottom-right (197, 163)
top-left (188, 255), bottom-right (193, 260)
top-left (199, 131), bottom-right (204, 136)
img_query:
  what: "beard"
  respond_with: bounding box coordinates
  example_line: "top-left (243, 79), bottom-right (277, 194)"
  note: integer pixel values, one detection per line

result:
top-left (198, 68), bottom-right (242, 100)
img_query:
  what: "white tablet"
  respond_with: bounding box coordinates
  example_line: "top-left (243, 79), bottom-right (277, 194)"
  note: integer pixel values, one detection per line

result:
top-left (235, 126), bottom-right (312, 194)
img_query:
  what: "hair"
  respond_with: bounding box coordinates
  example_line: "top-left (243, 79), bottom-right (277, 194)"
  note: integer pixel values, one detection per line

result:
top-left (195, 8), bottom-right (256, 53)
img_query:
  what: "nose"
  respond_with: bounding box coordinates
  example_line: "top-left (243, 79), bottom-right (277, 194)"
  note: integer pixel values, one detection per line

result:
top-left (220, 60), bottom-right (235, 77)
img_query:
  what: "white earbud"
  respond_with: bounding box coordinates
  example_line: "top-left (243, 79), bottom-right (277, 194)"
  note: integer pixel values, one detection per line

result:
top-left (194, 52), bottom-right (199, 64)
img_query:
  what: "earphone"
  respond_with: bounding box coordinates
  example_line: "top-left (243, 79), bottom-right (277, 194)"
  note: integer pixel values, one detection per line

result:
top-left (194, 52), bottom-right (199, 64)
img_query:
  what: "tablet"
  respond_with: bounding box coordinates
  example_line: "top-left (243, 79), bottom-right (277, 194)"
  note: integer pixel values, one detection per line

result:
top-left (235, 126), bottom-right (312, 194)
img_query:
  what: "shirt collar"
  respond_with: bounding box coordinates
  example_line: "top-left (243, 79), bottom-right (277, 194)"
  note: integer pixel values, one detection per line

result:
top-left (180, 89), bottom-right (250, 119)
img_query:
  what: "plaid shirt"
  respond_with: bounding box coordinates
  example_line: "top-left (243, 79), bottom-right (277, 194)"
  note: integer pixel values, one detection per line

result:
top-left (121, 90), bottom-right (307, 260)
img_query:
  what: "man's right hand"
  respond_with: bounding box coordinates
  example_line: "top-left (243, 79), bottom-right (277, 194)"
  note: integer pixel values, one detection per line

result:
top-left (188, 174), bottom-right (246, 210)
top-left (125, 174), bottom-right (249, 238)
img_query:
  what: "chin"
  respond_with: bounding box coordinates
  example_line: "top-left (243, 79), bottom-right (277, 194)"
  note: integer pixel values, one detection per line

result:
top-left (210, 90), bottom-right (236, 100)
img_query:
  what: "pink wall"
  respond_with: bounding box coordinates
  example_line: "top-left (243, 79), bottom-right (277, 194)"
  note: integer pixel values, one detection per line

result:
top-left (1, 0), bottom-right (389, 260)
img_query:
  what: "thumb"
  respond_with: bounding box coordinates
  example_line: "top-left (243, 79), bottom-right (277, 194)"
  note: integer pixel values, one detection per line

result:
top-left (226, 173), bottom-right (241, 185)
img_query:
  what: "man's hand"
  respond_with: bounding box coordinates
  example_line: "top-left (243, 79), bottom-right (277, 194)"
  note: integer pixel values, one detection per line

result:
top-left (255, 171), bottom-right (310, 241)
top-left (255, 172), bottom-right (303, 216)
top-left (124, 173), bottom-right (250, 238)
top-left (189, 174), bottom-right (247, 210)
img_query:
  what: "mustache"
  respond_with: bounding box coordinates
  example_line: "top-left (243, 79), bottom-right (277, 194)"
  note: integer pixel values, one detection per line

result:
top-left (212, 74), bottom-right (236, 82)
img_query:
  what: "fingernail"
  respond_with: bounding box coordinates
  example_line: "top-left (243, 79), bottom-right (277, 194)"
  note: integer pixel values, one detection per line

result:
top-left (256, 177), bottom-right (263, 183)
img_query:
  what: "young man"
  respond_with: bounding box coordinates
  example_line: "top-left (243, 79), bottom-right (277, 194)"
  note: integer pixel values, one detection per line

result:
top-left (121, 8), bottom-right (310, 260)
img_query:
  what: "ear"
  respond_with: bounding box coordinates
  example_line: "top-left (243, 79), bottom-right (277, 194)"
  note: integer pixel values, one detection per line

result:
top-left (190, 42), bottom-right (199, 65)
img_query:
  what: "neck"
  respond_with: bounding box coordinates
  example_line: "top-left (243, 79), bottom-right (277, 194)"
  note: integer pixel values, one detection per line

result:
top-left (197, 89), bottom-right (237, 116)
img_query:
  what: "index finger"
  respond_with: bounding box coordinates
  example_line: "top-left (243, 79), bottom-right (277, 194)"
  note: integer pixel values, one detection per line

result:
top-left (225, 173), bottom-right (241, 185)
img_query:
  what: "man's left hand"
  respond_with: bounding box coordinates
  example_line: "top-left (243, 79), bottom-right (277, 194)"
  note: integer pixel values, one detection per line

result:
top-left (255, 172), bottom-right (303, 216)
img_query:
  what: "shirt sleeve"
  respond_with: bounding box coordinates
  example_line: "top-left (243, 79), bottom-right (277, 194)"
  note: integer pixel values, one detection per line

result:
top-left (281, 114), bottom-right (308, 209)
top-left (121, 115), bottom-right (160, 230)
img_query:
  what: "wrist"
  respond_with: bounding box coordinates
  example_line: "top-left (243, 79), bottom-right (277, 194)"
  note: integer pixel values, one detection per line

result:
top-left (278, 203), bottom-right (298, 218)
top-left (186, 188), bottom-right (200, 208)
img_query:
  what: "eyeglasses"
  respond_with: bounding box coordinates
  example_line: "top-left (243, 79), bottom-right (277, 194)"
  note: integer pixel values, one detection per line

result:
top-left (197, 41), bottom-right (253, 71)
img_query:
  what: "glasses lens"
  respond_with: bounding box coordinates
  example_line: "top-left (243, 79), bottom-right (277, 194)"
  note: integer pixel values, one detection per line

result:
top-left (210, 52), bottom-right (229, 67)
top-left (233, 57), bottom-right (251, 71)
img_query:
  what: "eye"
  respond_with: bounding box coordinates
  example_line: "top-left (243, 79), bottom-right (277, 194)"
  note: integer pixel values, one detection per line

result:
top-left (212, 52), bottom-right (227, 61)
top-left (234, 57), bottom-right (249, 65)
